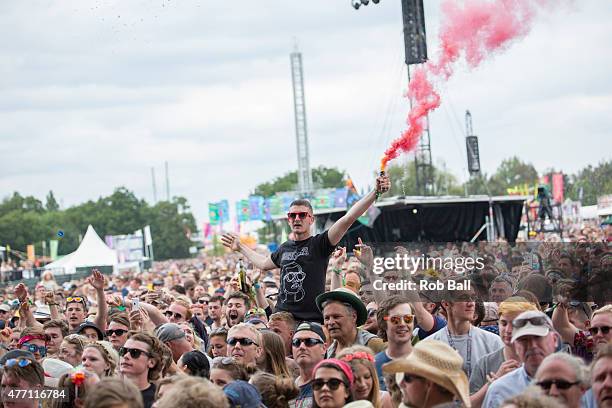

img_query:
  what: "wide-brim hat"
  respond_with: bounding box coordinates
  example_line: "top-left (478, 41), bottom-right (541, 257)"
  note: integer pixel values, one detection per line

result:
top-left (316, 287), bottom-right (367, 326)
top-left (383, 340), bottom-right (471, 408)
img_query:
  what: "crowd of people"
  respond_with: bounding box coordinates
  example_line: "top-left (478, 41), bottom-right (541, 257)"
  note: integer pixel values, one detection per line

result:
top-left (0, 174), bottom-right (610, 408)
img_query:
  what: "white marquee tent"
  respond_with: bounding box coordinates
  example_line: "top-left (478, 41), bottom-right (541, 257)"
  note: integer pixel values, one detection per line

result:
top-left (44, 225), bottom-right (118, 275)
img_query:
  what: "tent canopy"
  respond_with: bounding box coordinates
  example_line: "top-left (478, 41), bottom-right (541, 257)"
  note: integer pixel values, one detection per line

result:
top-left (45, 225), bottom-right (117, 275)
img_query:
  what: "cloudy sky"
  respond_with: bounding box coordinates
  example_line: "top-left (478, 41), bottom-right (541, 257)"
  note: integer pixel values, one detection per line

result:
top-left (1, 0), bottom-right (611, 225)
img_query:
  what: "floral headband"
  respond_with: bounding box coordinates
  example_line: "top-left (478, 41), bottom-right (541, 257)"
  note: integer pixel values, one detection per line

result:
top-left (340, 351), bottom-right (374, 363)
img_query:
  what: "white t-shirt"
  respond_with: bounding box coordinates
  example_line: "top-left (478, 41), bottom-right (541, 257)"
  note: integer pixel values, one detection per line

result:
top-left (425, 325), bottom-right (503, 377)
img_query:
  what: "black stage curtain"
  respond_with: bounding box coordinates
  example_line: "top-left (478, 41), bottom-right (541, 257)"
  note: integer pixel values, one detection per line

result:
top-left (319, 200), bottom-right (524, 249)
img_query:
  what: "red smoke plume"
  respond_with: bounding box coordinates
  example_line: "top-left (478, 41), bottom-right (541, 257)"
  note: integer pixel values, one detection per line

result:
top-left (380, 0), bottom-right (553, 171)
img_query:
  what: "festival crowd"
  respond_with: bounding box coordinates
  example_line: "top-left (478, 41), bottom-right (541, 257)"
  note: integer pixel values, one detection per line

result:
top-left (0, 174), bottom-right (611, 408)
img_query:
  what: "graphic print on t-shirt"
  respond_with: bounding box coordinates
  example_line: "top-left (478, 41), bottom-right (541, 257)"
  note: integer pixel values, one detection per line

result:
top-left (279, 247), bottom-right (309, 303)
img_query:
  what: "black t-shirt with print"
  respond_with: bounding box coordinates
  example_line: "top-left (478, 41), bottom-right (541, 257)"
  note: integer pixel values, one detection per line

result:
top-left (271, 231), bottom-right (335, 322)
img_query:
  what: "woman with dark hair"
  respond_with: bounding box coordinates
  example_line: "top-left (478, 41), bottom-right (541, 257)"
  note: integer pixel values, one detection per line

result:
top-left (177, 350), bottom-right (210, 378)
top-left (312, 359), bottom-right (353, 408)
top-left (207, 327), bottom-right (228, 359)
top-left (250, 372), bottom-right (299, 408)
top-left (210, 357), bottom-right (249, 388)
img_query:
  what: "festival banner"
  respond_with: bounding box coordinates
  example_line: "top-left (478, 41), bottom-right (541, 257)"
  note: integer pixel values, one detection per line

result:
top-left (208, 203), bottom-right (220, 225)
top-left (334, 187), bottom-right (348, 208)
top-left (238, 200), bottom-right (250, 222)
top-left (218, 200), bottom-right (230, 223)
top-left (249, 196), bottom-right (264, 221)
top-left (552, 173), bottom-right (564, 203)
top-left (27, 244), bottom-right (35, 261)
top-left (50, 240), bottom-right (59, 260)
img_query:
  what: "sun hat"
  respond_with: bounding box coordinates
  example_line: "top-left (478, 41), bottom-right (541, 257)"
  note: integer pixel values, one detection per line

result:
top-left (382, 340), bottom-right (470, 408)
top-left (316, 287), bottom-right (368, 326)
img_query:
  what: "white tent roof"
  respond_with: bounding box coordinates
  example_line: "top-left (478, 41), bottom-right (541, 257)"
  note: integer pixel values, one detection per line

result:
top-left (45, 225), bottom-right (117, 274)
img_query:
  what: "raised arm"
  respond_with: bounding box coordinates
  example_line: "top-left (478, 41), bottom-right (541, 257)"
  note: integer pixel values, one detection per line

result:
top-left (15, 284), bottom-right (43, 329)
top-left (88, 269), bottom-right (108, 330)
top-left (221, 233), bottom-right (277, 270)
top-left (328, 174), bottom-right (390, 246)
top-left (552, 302), bottom-right (578, 345)
top-left (329, 247), bottom-right (347, 290)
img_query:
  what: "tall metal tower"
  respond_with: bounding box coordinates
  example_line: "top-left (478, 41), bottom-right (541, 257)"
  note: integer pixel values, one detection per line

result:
top-left (290, 48), bottom-right (313, 198)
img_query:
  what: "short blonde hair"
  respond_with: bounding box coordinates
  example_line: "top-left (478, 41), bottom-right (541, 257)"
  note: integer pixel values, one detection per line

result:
top-left (154, 377), bottom-right (228, 408)
top-left (228, 323), bottom-right (262, 346)
top-left (592, 304), bottom-right (612, 319)
top-left (498, 297), bottom-right (538, 317)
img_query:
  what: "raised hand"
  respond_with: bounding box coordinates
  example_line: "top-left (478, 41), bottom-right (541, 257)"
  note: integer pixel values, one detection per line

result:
top-left (14, 283), bottom-right (28, 302)
top-left (376, 173), bottom-right (391, 195)
top-left (354, 237), bottom-right (373, 267)
top-left (331, 247), bottom-right (347, 269)
top-left (220, 233), bottom-right (240, 251)
top-left (87, 269), bottom-right (105, 291)
top-left (44, 290), bottom-right (55, 305)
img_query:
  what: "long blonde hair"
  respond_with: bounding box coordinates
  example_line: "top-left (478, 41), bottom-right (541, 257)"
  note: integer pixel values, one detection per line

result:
top-left (337, 345), bottom-right (381, 408)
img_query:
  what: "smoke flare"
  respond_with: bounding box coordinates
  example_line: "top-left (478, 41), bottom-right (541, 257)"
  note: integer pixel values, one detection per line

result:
top-left (380, 0), bottom-right (553, 171)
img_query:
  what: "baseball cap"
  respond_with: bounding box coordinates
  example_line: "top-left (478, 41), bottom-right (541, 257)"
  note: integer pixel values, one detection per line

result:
top-left (0, 304), bottom-right (11, 313)
top-left (224, 380), bottom-right (265, 408)
top-left (294, 322), bottom-right (326, 342)
top-left (155, 323), bottom-right (186, 343)
top-left (511, 310), bottom-right (554, 343)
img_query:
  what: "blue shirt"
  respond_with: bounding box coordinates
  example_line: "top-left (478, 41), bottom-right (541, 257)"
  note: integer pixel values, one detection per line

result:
top-left (375, 351), bottom-right (393, 391)
top-left (417, 315), bottom-right (447, 340)
top-left (483, 365), bottom-right (531, 408)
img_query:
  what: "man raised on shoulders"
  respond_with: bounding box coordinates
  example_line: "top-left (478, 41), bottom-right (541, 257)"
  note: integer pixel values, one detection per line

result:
top-left (221, 174), bottom-right (390, 322)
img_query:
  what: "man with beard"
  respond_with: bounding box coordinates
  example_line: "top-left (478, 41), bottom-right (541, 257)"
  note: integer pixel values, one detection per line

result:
top-left (483, 311), bottom-right (560, 408)
top-left (208, 295), bottom-right (224, 330)
top-left (292, 322), bottom-right (327, 408)
top-left (373, 296), bottom-right (414, 391)
top-left (425, 281), bottom-right (502, 378)
top-left (226, 323), bottom-right (262, 370)
top-left (225, 292), bottom-right (250, 328)
top-left (221, 174), bottom-right (390, 322)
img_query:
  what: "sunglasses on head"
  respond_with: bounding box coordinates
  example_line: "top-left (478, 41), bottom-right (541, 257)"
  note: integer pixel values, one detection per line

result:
top-left (536, 379), bottom-right (579, 390)
top-left (2, 358), bottom-right (33, 368)
top-left (384, 314), bottom-right (414, 325)
top-left (513, 316), bottom-right (548, 329)
top-left (66, 297), bottom-right (85, 304)
top-left (226, 337), bottom-right (258, 347)
top-left (292, 338), bottom-right (323, 348)
top-left (119, 347), bottom-right (151, 359)
top-left (164, 311), bottom-right (184, 320)
top-left (287, 212), bottom-right (310, 220)
top-left (589, 326), bottom-right (611, 336)
top-left (106, 329), bottom-right (128, 337)
top-left (21, 343), bottom-right (47, 357)
top-left (312, 378), bottom-right (346, 391)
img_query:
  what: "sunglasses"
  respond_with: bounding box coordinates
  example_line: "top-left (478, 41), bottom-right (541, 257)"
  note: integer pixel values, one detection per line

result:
top-left (197, 299), bottom-right (209, 305)
top-left (2, 358), bottom-right (33, 368)
top-left (367, 309), bottom-right (377, 318)
top-left (287, 212), bottom-right (310, 220)
top-left (226, 337), bottom-right (258, 347)
top-left (21, 343), bottom-right (47, 357)
top-left (589, 326), bottom-right (611, 336)
top-left (384, 314), bottom-right (414, 325)
top-left (292, 338), bottom-right (324, 348)
top-left (106, 329), bottom-right (128, 337)
top-left (164, 311), bottom-right (184, 320)
top-left (66, 297), bottom-right (86, 304)
top-left (513, 316), bottom-right (549, 329)
top-left (119, 347), bottom-right (152, 359)
top-left (312, 378), bottom-right (346, 391)
top-left (536, 379), bottom-right (579, 390)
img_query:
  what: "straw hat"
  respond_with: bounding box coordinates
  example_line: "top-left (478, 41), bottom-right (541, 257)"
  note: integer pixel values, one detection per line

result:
top-left (382, 340), bottom-right (470, 408)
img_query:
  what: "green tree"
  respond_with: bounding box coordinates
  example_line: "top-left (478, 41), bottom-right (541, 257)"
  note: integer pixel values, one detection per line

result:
top-left (144, 198), bottom-right (196, 260)
top-left (382, 160), bottom-right (462, 196)
top-left (253, 166), bottom-right (346, 196)
top-left (566, 160), bottom-right (612, 205)
top-left (487, 157), bottom-right (539, 196)
top-left (45, 191), bottom-right (60, 212)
